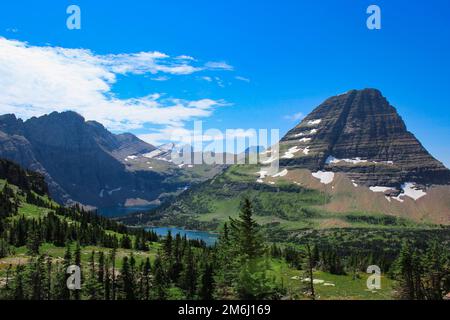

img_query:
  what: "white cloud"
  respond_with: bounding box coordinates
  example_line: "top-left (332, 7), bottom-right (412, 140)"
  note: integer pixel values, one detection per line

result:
top-left (176, 55), bottom-right (195, 61)
top-left (284, 112), bottom-right (304, 121)
top-left (151, 76), bottom-right (170, 81)
top-left (235, 76), bottom-right (250, 82)
top-left (201, 76), bottom-right (213, 82)
top-left (139, 126), bottom-right (257, 147)
top-left (0, 37), bottom-right (229, 132)
top-left (204, 61), bottom-right (234, 71)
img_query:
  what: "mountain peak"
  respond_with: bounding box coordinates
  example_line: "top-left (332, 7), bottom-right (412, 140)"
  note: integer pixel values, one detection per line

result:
top-left (280, 90), bottom-right (450, 187)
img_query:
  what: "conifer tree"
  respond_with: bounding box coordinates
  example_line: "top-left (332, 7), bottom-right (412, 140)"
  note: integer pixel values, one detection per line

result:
top-left (26, 228), bottom-right (41, 256)
top-left (198, 261), bottom-right (214, 300)
top-left (85, 251), bottom-right (102, 300)
top-left (45, 255), bottom-right (52, 300)
top-left (14, 264), bottom-right (26, 300)
top-left (73, 242), bottom-right (81, 300)
top-left (152, 254), bottom-right (167, 300)
top-left (179, 245), bottom-right (197, 298)
top-left (119, 256), bottom-right (135, 300)
top-left (142, 257), bottom-right (151, 300)
top-left (111, 247), bottom-right (117, 300)
top-left (54, 244), bottom-right (72, 300)
top-left (230, 198), bottom-right (264, 259)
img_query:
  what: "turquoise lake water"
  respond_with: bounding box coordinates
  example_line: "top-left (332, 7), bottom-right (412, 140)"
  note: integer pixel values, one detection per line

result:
top-left (98, 206), bottom-right (218, 246)
top-left (146, 227), bottom-right (218, 246)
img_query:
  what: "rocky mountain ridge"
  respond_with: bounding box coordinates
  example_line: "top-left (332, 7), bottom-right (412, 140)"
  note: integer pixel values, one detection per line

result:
top-left (0, 111), bottom-right (223, 208)
top-left (277, 89), bottom-right (450, 191)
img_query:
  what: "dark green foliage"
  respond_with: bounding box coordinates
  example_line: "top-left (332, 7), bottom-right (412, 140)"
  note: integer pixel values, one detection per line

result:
top-left (393, 240), bottom-right (450, 300)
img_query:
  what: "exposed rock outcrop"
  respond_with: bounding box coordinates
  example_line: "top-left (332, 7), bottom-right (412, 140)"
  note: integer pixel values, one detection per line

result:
top-left (0, 112), bottom-right (185, 207)
top-left (280, 89), bottom-right (450, 188)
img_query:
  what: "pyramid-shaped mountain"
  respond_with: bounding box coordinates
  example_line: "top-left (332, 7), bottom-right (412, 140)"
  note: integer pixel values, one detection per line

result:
top-left (126, 89), bottom-right (450, 227)
top-left (279, 88), bottom-right (450, 188)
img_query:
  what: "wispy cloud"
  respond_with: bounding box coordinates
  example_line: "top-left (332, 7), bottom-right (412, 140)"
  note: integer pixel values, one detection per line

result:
top-left (0, 37), bottom-right (231, 134)
top-left (201, 76), bottom-right (213, 82)
top-left (6, 28), bottom-right (19, 33)
top-left (235, 76), bottom-right (250, 83)
top-left (151, 75), bottom-right (170, 81)
top-left (138, 126), bottom-right (257, 147)
top-left (284, 112), bottom-right (304, 121)
top-left (204, 61), bottom-right (234, 71)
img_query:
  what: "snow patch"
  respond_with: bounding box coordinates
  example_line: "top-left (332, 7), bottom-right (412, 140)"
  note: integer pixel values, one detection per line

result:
top-left (326, 156), bottom-right (368, 165)
top-left (326, 155), bottom-right (395, 166)
top-left (262, 156), bottom-right (278, 164)
top-left (256, 169), bottom-right (268, 179)
top-left (303, 146), bottom-right (310, 155)
top-left (312, 171), bottom-right (334, 184)
top-left (379, 183), bottom-right (426, 202)
top-left (282, 146), bottom-right (301, 159)
top-left (302, 278), bottom-right (325, 285)
top-left (299, 138), bottom-right (312, 143)
top-left (272, 169), bottom-right (288, 178)
top-left (125, 155), bottom-right (138, 161)
top-left (369, 186), bottom-right (394, 193)
top-left (307, 119), bottom-right (322, 126)
top-left (292, 132), bottom-right (306, 138)
top-left (399, 182), bottom-right (427, 201)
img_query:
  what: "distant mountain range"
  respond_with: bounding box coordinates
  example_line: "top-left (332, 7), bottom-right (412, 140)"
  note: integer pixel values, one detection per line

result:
top-left (2, 89), bottom-right (450, 225)
top-left (0, 111), bottom-right (224, 208)
top-left (122, 89), bottom-right (450, 227)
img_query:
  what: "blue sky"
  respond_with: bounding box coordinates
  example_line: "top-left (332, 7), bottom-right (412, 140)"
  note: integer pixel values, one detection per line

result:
top-left (0, 0), bottom-right (449, 166)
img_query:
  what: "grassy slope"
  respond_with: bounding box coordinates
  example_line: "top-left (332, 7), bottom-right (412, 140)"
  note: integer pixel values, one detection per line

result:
top-left (270, 260), bottom-right (395, 300)
top-left (148, 165), bottom-right (435, 232)
top-left (0, 179), bottom-right (161, 278)
top-left (0, 179), bottom-right (399, 300)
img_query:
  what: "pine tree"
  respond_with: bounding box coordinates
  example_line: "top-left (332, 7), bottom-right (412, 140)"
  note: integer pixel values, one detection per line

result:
top-left (179, 246), bottom-right (197, 299)
top-left (302, 243), bottom-right (316, 300)
top-left (119, 256), bottom-right (135, 300)
top-left (227, 198), bottom-right (283, 299)
top-left (45, 255), bottom-right (52, 300)
top-left (142, 257), bottom-right (151, 300)
top-left (230, 198), bottom-right (264, 259)
top-left (85, 251), bottom-right (102, 300)
top-left (54, 243), bottom-right (72, 300)
top-left (104, 256), bottom-right (111, 300)
top-left (152, 254), bottom-right (167, 300)
top-left (73, 242), bottom-right (81, 300)
top-left (111, 247), bottom-right (117, 300)
top-left (14, 264), bottom-right (26, 300)
top-left (27, 255), bottom-right (47, 300)
top-left (97, 251), bottom-right (105, 296)
top-left (198, 261), bottom-right (214, 300)
top-left (26, 228), bottom-right (41, 256)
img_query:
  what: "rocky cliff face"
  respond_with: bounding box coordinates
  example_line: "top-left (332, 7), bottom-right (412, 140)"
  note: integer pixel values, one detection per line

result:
top-left (0, 112), bottom-right (187, 207)
top-left (280, 89), bottom-right (450, 189)
top-left (0, 158), bottom-right (48, 195)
